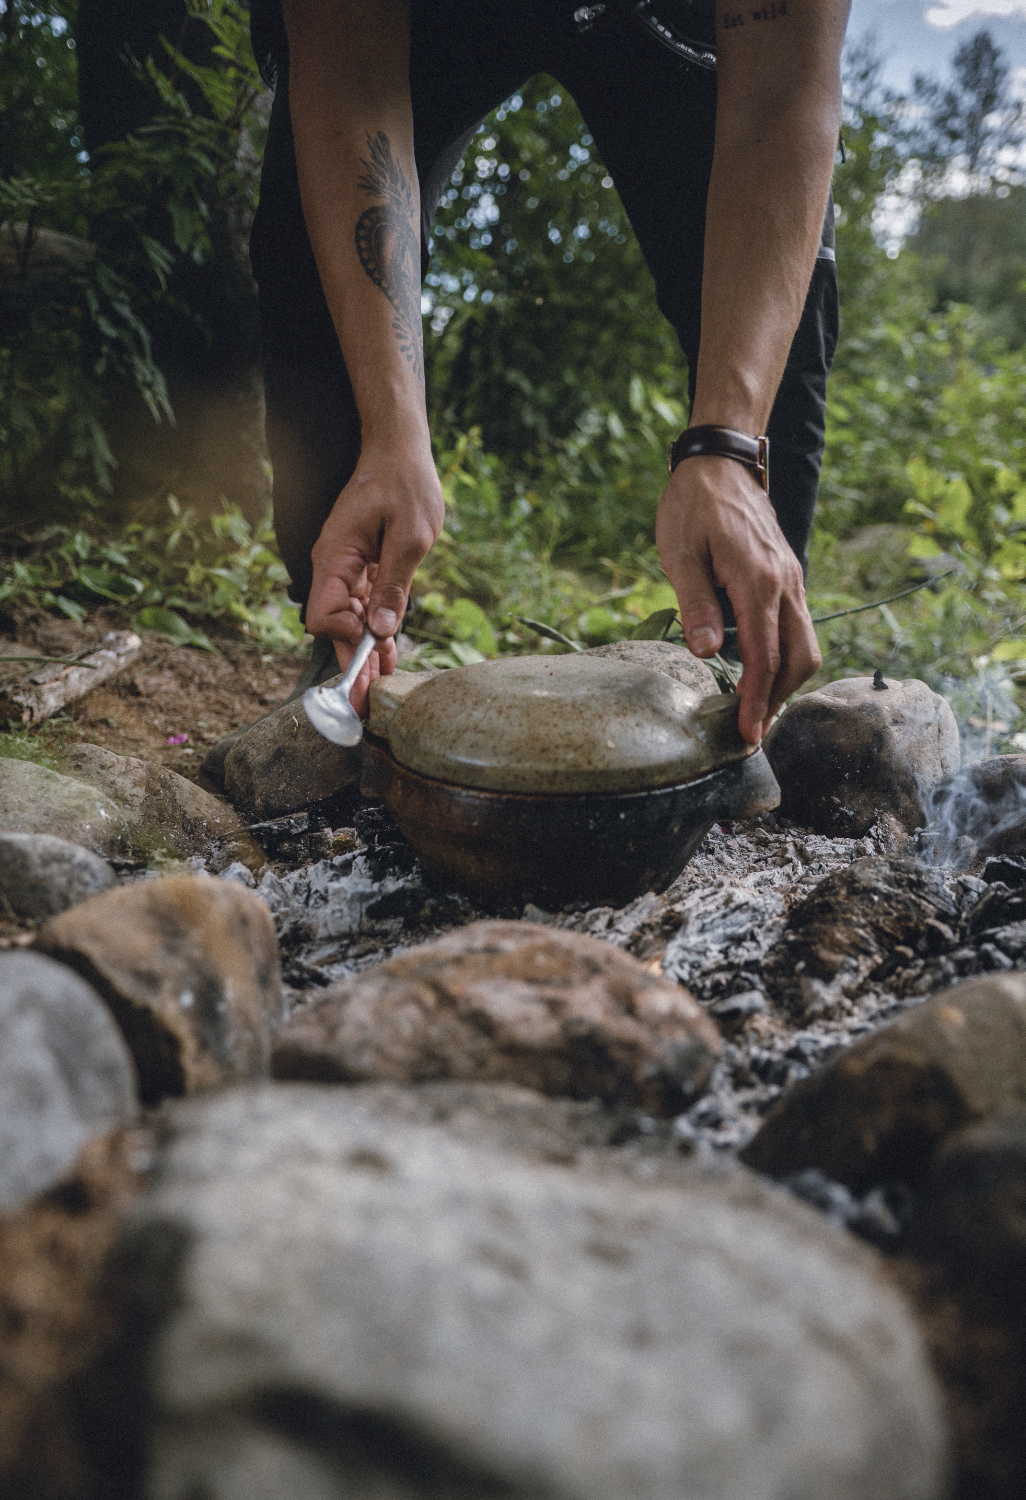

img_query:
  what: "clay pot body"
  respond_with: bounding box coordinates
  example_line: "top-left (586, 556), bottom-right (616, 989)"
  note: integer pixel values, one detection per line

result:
top-left (360, 655), bottom-right (780, 909)
top-left (361, 734), bottom-right (779, 910)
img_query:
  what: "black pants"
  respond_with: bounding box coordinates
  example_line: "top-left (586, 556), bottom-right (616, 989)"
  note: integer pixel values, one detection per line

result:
top-left (250, 1), bottom-right (839, 609)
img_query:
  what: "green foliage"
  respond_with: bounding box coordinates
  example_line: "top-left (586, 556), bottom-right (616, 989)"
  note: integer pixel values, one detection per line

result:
top-left (90, 0), bottom-right (265, 269)
top-left (400, 428), bottom-right (685, 664)
top-left (0, 717), bottom-right (72, 769)
top-left (0, 495), bottom-right (305, 648)
top-left (911, 189), bottom-right (1026, 350)
top-left (819, 37), bottom-right (1026, 548)
top-left (0, 2), bottom-right (83, 191)
top-left (424, 78), bottom-right (688, 563)
top-left (0, 0), bottom-right (262, 515)
top-left (0, 175), bottom-right (174, 502)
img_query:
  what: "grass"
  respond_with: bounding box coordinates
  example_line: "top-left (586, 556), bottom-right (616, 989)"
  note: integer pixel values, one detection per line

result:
top-left (0, 718), bottom-right (73, 769)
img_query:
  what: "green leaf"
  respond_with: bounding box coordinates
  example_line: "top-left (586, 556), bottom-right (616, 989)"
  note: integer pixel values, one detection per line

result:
top-left (632, 607), bottom-right (679, 641)
top-left (935, 478), bottom-right (973, 538)
top-left (705, 654), bottom-right (742, 694)
top-left (132, 606), bottom-right (216, 652)
top-left (907, 535), bottom-right (943, 558)
top-left (991, 639), bottom-right (1026, 661)
top-left (991, 540), bottom-right (1026, 580)
top-left (512, 616), bottom-right (583, 651)
top-left (445, 597), bottom-right (498, 655)
top-left (580, 606), bottom-right (623, 644)
top-left (448, 640), bottom-right (487, 666)
top-left (73, 565), bottom-right (144, 600)
top-left (417, 591), bottom-right (448, 617)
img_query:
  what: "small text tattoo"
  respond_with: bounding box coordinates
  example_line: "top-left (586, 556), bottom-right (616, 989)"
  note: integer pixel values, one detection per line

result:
top-left (722, 0), bottom-right (788, 26)
top-left (355, 131), bottom-right (424, 385)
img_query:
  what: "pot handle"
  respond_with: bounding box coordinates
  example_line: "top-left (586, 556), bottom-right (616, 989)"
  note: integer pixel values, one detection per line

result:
top-left (694, 693), bottom-right (753, 760)
top-left (366, 666), bottom-right (439, 739)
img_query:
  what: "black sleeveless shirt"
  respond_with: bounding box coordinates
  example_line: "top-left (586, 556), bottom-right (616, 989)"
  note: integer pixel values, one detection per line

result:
top-left (250, 0), bottom-right (717, 90)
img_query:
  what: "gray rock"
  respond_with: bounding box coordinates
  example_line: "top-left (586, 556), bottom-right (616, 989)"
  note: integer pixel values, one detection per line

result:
top-left (0, 757), bottom-right (130, 859)
top-left (222, 679), bottom-right (362, 820)
top-left (198, 635), bottom-right (340, 795)
top-left (0, 951), bottom-right (137, 1211)
top-left (0, 831), bottom-right (115, 922)
top-left (124, 1082), bottom-right (947, 1500)
top-left (764, 676), bottom-right (960, 836)
top-left (60, 743), bottom-right (264, 872)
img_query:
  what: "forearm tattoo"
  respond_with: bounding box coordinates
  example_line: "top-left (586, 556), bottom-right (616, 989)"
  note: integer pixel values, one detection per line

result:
top-left (723, 1), bottom-right (788, 26)
top-left (355, 131), bottom-right (424, 386)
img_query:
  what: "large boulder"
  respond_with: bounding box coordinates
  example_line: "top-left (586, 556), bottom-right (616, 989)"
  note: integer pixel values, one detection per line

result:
top-left (764, 676), bottom-right (959, 837)
top-left (221, 680), bottom-right (361, 820)
top-left (0, 951), bottom-right (136, 1212)
top-left (271, 920), bottom-right (721, 1115)
top-left (35, 874), bottom-right (282, 1104)
top-left (117, 1082), bottom-right (948, 1500)
top-left (0, 832), bottom-right (116, 922)
top-left (743, 972), bottom-right (1026, 1190)
top-left (0, 758), bottom-right (130, 859)
top-left (60, 743), bottom-right (263, 872)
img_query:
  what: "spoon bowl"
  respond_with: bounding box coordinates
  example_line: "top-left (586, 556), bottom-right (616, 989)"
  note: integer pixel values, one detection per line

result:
top-left (302, 627), bottom-right (377, 746)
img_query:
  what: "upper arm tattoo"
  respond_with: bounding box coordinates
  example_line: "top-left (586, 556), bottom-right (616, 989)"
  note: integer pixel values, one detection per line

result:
top-left (355, 131), bottom-right (424, 386)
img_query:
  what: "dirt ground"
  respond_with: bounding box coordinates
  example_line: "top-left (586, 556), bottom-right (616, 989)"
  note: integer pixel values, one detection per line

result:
top-left (0, 607), bottom-right (310, 778)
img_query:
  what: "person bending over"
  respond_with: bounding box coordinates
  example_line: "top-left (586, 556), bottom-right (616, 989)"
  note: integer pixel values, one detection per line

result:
top-left (246, 0), bottom-right (849, 746)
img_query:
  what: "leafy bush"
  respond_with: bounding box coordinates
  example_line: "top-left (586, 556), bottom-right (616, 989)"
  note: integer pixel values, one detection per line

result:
top-left (0, 494), bottom-right (304, 649)
top-left (0, 0), bottom-right (262, 518)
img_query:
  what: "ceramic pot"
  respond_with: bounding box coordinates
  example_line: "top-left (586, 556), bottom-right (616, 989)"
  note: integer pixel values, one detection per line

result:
top-left (361, 652), bottom-right (780, 908)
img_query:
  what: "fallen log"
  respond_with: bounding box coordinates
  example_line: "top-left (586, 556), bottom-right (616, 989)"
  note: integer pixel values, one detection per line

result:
top-left (0, 631), bottom-right (142, 725)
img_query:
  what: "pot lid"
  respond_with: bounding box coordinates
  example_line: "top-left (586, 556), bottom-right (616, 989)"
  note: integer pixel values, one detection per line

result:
top-left (371, 654), bottom-right (753, 794)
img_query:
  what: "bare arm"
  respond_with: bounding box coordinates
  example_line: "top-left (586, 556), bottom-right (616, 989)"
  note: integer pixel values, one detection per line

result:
top-left (656, 0), bottom-right (850, 742)
top-left (282, 0), bottom-right (442, 704)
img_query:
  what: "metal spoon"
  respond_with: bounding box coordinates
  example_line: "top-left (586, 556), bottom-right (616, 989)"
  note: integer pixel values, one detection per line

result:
top-left (302, 626), bottom-right (378, 746)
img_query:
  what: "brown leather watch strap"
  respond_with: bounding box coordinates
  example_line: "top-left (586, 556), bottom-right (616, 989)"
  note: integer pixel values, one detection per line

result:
top-left (668, 425), bottom-right (770, 493)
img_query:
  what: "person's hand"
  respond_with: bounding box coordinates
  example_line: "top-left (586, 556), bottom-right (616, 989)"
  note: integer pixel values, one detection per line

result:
top-left (305, 446), bottom-right (444, 716)
top-left (655, 455), bottom-right (821, 744)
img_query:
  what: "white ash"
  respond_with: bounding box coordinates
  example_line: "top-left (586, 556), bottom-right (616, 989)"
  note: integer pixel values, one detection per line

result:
top-left (217, 806), bottom-right (1020, 1235)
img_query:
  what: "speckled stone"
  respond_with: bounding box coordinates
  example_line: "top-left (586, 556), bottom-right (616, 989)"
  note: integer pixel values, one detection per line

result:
top-left (126, 1082), bottom-right (949, 1500)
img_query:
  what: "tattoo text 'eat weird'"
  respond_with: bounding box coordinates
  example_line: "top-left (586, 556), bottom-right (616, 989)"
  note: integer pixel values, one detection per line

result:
top-left (723, 1), bottom-right (788, 26)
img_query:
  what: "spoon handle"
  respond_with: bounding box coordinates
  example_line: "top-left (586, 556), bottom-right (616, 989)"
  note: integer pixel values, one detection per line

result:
top-left (338, 626), bottom-right (378, 698)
